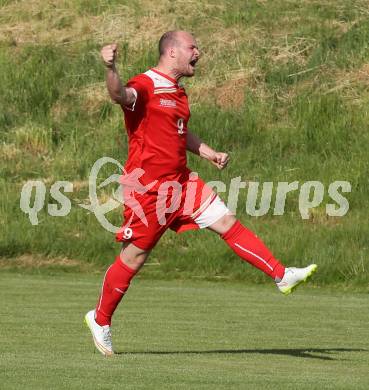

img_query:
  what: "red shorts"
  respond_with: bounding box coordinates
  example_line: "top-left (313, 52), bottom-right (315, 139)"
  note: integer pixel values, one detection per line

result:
top-left (116, 173), bottom-right (229, 250)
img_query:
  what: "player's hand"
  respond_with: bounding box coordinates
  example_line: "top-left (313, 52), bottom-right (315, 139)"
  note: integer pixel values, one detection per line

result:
top-left (211, 152), bottom-right (229, 170)
top-left (101, 44), bottom-right (117, 68)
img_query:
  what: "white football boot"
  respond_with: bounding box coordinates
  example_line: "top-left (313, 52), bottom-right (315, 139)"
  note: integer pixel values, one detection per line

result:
top-left (84, 310), bottom-right (114, 356)
top-left (276, 264), bottom-right (317, 295)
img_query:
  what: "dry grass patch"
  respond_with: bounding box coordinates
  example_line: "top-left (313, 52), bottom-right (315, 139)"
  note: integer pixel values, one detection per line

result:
top-left (1, 0), bottom-right (112, 45)
top-left (0, 142), bottom-right (22, 161)
top-left (72, 180), bottom-right (89, 191)
top-left (188, 24), bottom-right (268, 107)
top-left (79, 81), bottom-right (108, 114)
top-left (0, 14), bottom-right (98, 46)
top-left (50, 99), bottom-right (69, 123)
top-left (347, 63), bottom-right (369, 85)
top-left (11, 124), bottom-right (52, 155)
top-left (214, 71), bottom-right (248, 108)
top-left (269, 35), bottom-right (317, 67)
top-left (0, 0), bottom-right (76, 44)
top-left (51, 82), bottom-right (107, 122)
top-left (0, 0), bottom-right (168, 46)
top-left (189, 76), bottom-right (257, 109)
top-left (308, 207), bottom-right (346, 226)
top-left (0, 253), bottom-right (95, 271)
top-left (189, 67), bottom-right (269, 108)
top-left (322, 64), bottom-right (369, 101)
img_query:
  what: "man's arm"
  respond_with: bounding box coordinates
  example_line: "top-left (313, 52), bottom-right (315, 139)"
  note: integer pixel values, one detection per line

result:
top-left (186, 130), bottom-right (229, 170)
top-left (101, 44), bottom-right (136, 107)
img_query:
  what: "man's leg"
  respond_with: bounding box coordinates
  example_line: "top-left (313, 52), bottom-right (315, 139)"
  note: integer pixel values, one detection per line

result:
top-left (207, 213), bottom-right (317, 293)
top-left (208, 214), bottom-right (285, 280)
top-left (95, 243), bottom-right (150, 326)
top-left (85, 243), bottom-right (150, 356)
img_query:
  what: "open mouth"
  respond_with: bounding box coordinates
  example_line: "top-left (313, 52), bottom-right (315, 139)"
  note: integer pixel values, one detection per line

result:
top-left (189, 59), bottom-right (198, 67)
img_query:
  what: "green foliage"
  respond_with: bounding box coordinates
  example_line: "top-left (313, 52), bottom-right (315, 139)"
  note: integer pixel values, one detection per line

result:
top-left (309, 19), bottom-right (369, 69)
top-left (0, 41), bottom-right (103, 132)
top-left (0, 0), bottom-right (368, 286)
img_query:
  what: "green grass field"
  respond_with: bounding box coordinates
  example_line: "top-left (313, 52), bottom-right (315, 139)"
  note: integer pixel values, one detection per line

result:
top-left (1, 271), bottom-right (368, 389)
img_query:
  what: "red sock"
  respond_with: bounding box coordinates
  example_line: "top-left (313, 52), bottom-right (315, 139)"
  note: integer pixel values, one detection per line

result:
top-left (95, 257), bottom-right (137, 326)
top-left (221, 221), bottom-right (285, 280)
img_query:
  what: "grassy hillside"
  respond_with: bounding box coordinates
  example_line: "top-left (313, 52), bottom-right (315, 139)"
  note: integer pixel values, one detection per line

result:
top-left (0, 0), bottom-right (368, 287)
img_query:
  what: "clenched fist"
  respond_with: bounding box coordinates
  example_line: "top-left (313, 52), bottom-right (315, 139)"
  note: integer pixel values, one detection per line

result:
top-left (101, 44), bottom-right (117, 68)
top-left (211, 152), bottom-right (229, 170)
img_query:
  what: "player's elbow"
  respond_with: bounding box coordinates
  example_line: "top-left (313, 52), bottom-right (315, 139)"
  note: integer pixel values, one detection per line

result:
top-left (111, 95), bottom-right (123, 105)
top-left (108, 91), bottom-right (125, 105)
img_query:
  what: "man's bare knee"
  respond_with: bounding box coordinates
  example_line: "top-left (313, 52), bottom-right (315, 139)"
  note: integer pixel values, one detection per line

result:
top-left (207, 213), bottom-right (237, 235)
top-left (119, 243), bottom-right (150, 271)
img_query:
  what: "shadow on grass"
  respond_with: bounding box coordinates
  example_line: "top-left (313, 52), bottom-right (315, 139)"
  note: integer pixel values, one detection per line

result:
top-left (116, 348), bottom-right (366, 361)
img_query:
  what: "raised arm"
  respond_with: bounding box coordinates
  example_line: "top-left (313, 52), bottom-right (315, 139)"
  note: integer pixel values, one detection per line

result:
top-left (186, 130), bottom-right (229, 170)
top-left (101, 44), bottom-right (136, 107)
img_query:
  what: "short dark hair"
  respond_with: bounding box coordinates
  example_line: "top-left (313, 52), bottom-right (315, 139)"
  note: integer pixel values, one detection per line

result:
top-left (158, 31), bottom-right (179, 56)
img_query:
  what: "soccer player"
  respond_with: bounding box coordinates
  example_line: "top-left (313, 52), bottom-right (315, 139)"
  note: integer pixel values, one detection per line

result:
top-left (85, 31), bottom-right (317, 356)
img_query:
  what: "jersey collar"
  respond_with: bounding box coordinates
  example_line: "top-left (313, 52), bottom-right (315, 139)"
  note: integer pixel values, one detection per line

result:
top-left (150, 68), bottom-right (178, 86)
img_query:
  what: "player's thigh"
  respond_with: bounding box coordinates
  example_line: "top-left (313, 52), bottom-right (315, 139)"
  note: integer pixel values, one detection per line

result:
top-left (192, 193), bottom-right (235, 235)
top-left (173, 194), bottom-right (235, 235)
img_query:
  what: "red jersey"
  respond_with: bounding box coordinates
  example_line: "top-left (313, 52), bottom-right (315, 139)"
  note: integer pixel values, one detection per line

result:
top-left (122, 68), bottom-right (191, 185)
